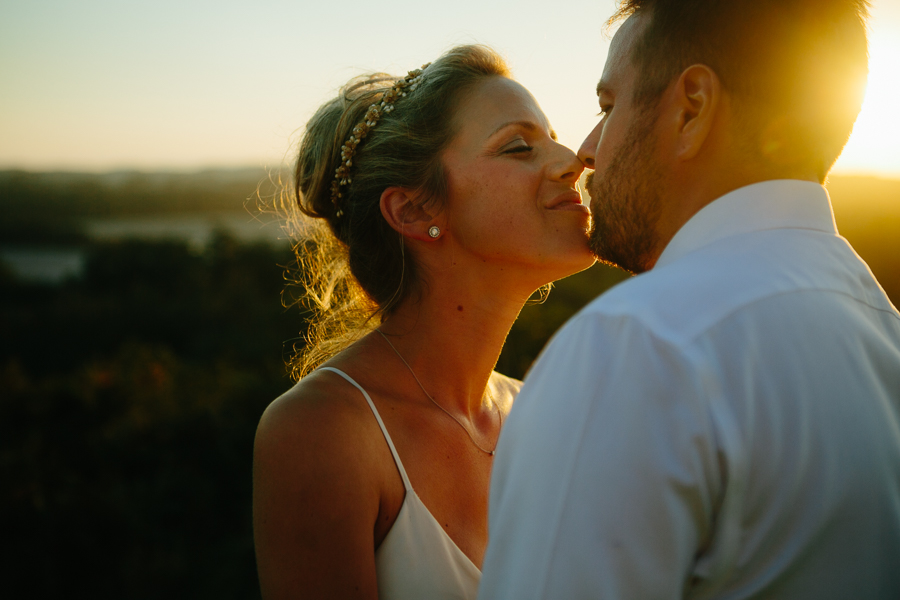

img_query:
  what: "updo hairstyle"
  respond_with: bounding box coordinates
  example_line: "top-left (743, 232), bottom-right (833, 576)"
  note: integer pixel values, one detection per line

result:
top-left (286, 45), bottom-right (510, 378)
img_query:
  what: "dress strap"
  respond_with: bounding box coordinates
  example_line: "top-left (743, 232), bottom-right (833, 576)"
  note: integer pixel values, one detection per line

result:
top-left (318, 367), bottom-right (413, 492)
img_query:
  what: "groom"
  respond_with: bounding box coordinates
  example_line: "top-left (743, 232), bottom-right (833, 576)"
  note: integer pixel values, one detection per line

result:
top-left (479, 0), bottom-right (900, 598)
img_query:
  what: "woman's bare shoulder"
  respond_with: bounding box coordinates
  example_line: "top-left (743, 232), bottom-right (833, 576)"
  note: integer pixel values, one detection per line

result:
top-left (253, 368), bottom-right (387, 598)
top-left (256, 368), bottom-right (379, 461)
top-left (253, 367), bottom-right (392, 508)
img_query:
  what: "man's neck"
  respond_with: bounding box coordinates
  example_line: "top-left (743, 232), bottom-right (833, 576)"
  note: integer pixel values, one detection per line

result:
top-left (651, 164), bottom-right (820, 269)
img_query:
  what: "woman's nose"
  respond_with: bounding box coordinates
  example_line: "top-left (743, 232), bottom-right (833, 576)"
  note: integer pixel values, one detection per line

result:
top-left (551, 142), bottom-right (585, 183)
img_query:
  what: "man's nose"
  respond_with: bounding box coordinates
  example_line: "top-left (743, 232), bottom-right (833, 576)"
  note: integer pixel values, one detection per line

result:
top-left (577, 121), bottom-right (603, 168)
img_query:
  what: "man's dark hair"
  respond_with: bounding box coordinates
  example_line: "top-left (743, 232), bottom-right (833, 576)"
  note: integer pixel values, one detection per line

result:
top-left (611, 0), bottom-right (870, 180)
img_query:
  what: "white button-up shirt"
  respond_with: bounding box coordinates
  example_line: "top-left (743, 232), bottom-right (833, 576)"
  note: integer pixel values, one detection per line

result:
top-left (479, 180), bottom-right (900, 599)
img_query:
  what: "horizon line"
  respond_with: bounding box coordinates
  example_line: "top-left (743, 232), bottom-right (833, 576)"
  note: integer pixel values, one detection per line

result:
top-left (1, 164), bottom-right (899, 181)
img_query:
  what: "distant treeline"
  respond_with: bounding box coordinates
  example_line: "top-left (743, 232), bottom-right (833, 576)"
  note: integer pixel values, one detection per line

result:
top-left (1, 169), bottom-right (895, 220)
top-left (0, 168), bottom-right (281, 217)
top-left (0, 168), bottom-right (281, 243)
top-left (1, 167), bottom-right (895, 298)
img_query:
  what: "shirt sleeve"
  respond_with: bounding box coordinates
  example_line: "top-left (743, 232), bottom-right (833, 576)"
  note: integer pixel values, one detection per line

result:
top-left (479, 310), bottom-right (724, 600)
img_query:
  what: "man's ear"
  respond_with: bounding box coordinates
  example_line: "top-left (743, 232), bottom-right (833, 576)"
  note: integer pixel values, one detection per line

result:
top-left (380, 187), bottom-right (444, 241)
top-left (671, 64), bottom-right (721, 161)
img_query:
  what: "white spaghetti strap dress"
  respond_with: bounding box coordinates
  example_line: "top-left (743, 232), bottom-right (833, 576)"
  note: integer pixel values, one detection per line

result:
top-left (319, 367), bottom-right (482, 600)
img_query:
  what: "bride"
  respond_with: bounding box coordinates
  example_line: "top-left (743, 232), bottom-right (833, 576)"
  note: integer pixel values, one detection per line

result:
top-left (253, 44), bottom-right (594, 599)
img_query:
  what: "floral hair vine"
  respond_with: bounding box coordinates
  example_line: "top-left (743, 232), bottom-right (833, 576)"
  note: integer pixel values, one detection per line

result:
top-left (330, 63), bottom-right (431, 216)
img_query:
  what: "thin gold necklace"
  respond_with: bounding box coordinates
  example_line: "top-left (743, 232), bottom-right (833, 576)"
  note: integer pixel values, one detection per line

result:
top-left (377, 329), bottom-right (502, 456)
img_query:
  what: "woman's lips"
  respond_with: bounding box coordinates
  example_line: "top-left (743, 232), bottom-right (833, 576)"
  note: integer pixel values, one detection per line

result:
top-left (548, 190), bottom-right (591, 213)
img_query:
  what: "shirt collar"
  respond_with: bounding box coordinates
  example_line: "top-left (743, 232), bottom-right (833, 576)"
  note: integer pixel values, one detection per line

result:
top-left (655, 179), bottom-right (837, 269)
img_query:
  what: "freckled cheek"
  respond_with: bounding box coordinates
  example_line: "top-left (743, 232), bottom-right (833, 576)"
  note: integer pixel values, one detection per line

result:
top-left (495, 180), bottom-right (536, 230)
top-left (453, 169), bottom-right (540, 238)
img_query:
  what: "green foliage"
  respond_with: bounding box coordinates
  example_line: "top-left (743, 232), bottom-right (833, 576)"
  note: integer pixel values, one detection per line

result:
top-left (0, 235), bottom-right (299, 599)
top-left (1, 347), bottom-right (272, 598)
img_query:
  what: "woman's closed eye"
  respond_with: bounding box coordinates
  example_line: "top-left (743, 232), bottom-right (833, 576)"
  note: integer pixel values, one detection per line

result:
top-left (502, 142), bottom-right (534, 155)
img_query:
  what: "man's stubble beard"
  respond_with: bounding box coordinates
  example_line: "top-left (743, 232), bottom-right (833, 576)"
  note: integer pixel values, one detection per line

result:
top-left (586, 112), bottom-right (663, 275)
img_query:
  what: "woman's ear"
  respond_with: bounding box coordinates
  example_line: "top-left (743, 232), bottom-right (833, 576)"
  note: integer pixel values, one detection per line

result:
top-left (672, 64), bottom-right (721, 161)
top-left (380, 187), bottom-right (444, 241)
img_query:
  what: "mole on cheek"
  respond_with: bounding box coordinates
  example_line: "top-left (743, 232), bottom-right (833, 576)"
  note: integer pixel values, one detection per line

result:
top-left (457, 305), bottom-right (464, 312)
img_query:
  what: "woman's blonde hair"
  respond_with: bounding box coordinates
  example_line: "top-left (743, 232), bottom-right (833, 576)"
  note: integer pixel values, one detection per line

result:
top-left (283, 45), bottom-right (510, 379)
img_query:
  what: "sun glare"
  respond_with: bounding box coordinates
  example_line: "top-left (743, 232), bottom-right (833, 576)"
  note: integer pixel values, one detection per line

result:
top-left (834, 30), bottom-right (900, 175)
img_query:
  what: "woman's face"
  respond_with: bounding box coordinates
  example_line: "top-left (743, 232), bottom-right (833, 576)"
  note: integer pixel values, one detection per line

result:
top-left (441, 77), bottom-right (594, 282)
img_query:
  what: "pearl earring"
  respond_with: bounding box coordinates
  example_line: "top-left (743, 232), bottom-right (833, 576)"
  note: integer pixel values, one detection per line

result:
top-left (428, 226), bottom-right (441, 238)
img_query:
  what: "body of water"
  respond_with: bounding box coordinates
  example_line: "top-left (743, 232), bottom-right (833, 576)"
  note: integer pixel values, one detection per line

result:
top-left (83, 210), bottom-right (287, 250)
top-left (1, 211), bottom-right (290, 284)
top-left (0, 248), bottom-right (86, 284)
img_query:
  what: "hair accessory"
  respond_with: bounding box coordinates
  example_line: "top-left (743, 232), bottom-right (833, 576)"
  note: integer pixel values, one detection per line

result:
top-left (428, 225), bottom-right (441, 238)
top-left (330, 63), bottom-right (431, 215)
top-left (377, 329), bottom-right (501, 456)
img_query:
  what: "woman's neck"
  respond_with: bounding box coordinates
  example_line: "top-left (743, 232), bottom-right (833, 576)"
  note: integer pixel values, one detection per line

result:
top-left (377, 274), bottom-right (531, 419)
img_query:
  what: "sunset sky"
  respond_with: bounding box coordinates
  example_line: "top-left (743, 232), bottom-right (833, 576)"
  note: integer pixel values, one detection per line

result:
top-left (2, 0), bottom-right (898, 177)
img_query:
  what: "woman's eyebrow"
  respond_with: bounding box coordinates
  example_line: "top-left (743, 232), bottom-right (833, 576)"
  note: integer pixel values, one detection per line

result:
top-left (489, 120), bottom-right (538, 138)
top-left (488, 120), bottom-right (556, 140)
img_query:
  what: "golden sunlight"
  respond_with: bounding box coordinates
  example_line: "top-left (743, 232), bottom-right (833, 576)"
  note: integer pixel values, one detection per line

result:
top-left (834, 30), bottom-right (900, 175)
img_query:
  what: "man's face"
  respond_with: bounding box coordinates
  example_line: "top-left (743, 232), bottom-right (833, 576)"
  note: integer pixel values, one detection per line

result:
top-left (578, 14), bottom-right (665, 274)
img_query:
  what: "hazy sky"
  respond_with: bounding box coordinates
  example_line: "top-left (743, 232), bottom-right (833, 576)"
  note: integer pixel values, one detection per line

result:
top-left (2, 0), bottom-right (898, 176)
